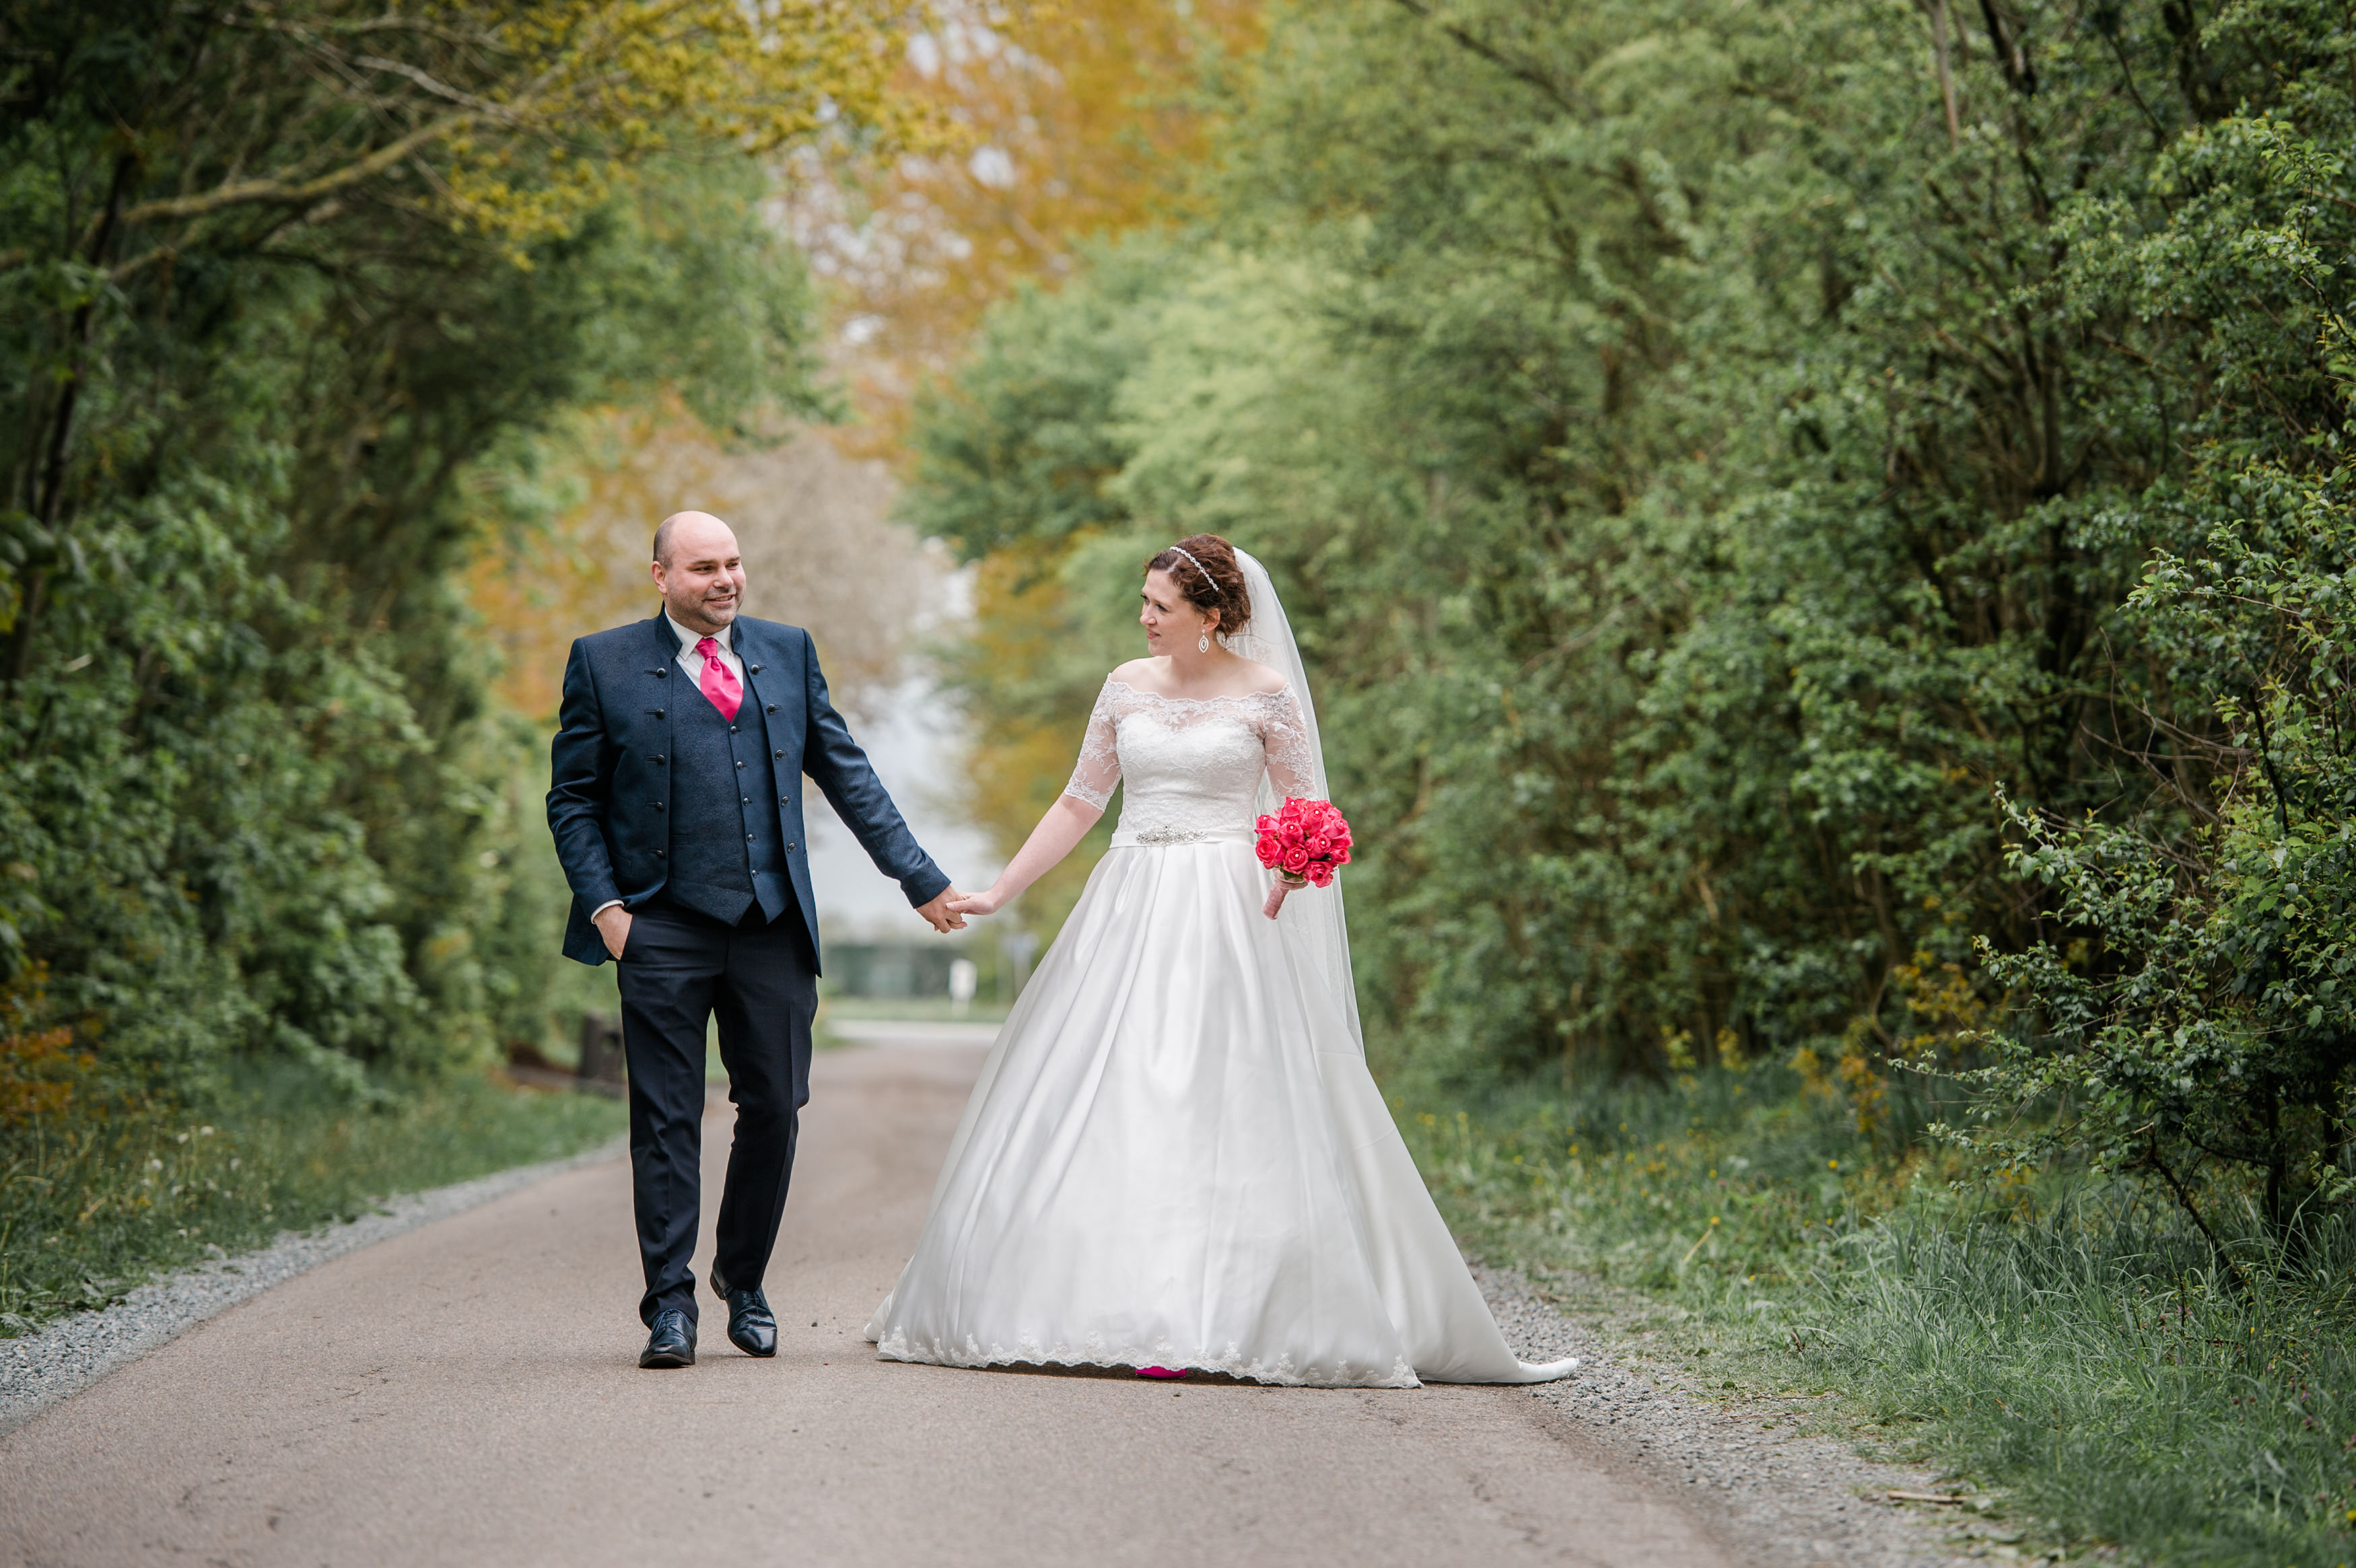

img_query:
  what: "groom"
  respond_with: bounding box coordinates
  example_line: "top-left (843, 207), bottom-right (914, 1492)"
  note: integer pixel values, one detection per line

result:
top-left (548, 509), bottom-right (965, 1369)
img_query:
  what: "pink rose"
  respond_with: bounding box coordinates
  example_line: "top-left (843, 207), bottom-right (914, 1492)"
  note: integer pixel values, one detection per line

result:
top-left (1282, 846), bottom-right (1311, 874)
top-left (1255, 840), bottom-right (1281, 867)
top-left (1305, 862), bottom-right (1335, 888)
top-left (1336, 848), bottom-right (1351, 865)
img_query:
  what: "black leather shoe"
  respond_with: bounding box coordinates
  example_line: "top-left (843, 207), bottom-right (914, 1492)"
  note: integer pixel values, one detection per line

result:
top-left (639, 1308), bottom-right (696, 1369)
top-left (710, 1267), bottom-right (777, 1357)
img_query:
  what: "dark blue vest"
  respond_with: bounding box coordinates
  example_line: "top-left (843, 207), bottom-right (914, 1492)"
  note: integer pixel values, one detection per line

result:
top-left (666, 675), bottom-right (790, 927)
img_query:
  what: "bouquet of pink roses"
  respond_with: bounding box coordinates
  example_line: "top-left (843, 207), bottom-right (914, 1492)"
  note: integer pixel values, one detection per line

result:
top-left (1255, 797), bottom-right (1352, 917)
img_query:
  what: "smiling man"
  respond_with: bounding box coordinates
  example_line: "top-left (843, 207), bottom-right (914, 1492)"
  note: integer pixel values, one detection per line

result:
top-left (547, 509), bottom-right (967, 1371)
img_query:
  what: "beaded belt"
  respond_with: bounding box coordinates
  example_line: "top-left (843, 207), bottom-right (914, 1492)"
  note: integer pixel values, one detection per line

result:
top-left (1109, 824), bottom-right (1257, 850)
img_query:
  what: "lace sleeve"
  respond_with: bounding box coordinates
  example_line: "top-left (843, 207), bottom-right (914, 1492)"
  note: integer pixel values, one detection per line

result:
top-left (1062, 679), bottom-right (1123, 809)
top-left (1257, 687), bottom-right (1322, 801)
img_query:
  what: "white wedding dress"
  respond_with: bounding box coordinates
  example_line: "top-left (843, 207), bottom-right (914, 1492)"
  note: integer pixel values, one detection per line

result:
top-left (865, 558), bottom-right (1576, 1389)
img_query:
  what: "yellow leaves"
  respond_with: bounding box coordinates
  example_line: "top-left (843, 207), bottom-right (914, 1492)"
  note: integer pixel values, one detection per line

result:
top-left (800, 0), bottom-right (1265, 445)
top-left (0, 1026), bottom-right (90, 1127)
top-left (1890, 947), bottom-right (1990, 1061)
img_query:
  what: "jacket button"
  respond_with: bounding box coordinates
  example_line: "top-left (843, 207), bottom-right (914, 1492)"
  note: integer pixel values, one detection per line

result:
top-left (786, 841), bottom-right (796, 851)
top-left (747, 834), bottom-right (754, 842)
top-left (655, 849), bottom-right (665, 859)
top-left (765, 705), bottom-right (776, 713)
top-left (735, 760), bottom-right (744, 769)
top-left (740, 797), bottom-right (750, 805)
top-left (654, 802), bottom-right (665, 811)
top-left (773, 749), bottom-right (783, 758)
top-left (654, 754), bottom-right (665, 763)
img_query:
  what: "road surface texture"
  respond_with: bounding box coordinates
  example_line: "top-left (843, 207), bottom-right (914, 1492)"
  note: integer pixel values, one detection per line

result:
top-left (0, 1044), bottom-right (1971, 1567)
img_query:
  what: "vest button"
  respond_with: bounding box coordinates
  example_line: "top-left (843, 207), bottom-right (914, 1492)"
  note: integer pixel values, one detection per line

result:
top-left (736, 760), bottom-right (744, 769)
top-left (729, 725), bottom-right (738, 733)
top-left (773, 750), bottom-right (783, 759)
top-left (765, 705), bottom-right (776, 713)
top-left (747, 834), bottom-right (754, 842)
top-left (740, 797), bottom-right (750, 805)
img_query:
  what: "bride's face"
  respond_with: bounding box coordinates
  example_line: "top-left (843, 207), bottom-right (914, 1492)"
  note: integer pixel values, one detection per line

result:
top-left (1140, 569), bottom-right (1216, 655)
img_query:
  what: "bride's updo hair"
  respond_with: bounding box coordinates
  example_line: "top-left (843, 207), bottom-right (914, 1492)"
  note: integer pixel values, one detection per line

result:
top-left (1145, 534), bottom-right (1253, 637)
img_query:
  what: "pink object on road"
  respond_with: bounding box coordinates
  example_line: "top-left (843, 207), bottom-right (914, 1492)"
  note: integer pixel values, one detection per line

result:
top-left (1136, 1366), bottom-right (1185, 1380)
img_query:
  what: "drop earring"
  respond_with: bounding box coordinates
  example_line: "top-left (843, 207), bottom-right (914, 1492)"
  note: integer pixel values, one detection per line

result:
top-left (1198, 631), bottom-right (1210, 653)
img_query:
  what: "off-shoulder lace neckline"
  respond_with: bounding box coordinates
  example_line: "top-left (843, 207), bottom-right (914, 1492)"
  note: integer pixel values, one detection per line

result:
top-left (1104, 676), bottom-right (1293, 705)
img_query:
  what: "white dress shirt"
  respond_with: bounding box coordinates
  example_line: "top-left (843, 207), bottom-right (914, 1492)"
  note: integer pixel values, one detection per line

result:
top-left (592, 615), bottom-right (748, 925)
top-left (666, 612), bottom-right (743, 684)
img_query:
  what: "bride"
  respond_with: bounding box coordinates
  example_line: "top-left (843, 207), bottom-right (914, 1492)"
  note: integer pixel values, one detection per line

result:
top-left (864, 534), bottom-right (1575, 1388)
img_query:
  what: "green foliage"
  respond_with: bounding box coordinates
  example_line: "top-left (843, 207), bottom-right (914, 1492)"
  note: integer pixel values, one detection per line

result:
top-left (1414, 1066), bottom-right (2356, 1565)
top-left (914, 0), bottom-right (2356, 1225)
top-left (1399, 1057), bottom-right (1898, 1293)
top-left (1922, 57), bottom-right (2356, 1237)
top-left (0, 5), bottom-right (823, 1096)
top-left (1946, 430), bottom-right (2356, 1242)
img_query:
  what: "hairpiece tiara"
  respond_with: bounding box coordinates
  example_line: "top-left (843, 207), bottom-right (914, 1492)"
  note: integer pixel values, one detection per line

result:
top-left (1167, 546), bottom-right (1214, 593)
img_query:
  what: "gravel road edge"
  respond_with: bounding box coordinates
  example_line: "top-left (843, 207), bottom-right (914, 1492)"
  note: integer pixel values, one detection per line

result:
top-left (0, 1133), bottom-right (627, 1439)
top-left (1472, 1262), bottom-right (2028, 1567)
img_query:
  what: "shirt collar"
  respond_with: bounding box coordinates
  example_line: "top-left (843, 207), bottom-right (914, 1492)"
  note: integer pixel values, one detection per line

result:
top-left (664, 612), bottom-right (733, 657)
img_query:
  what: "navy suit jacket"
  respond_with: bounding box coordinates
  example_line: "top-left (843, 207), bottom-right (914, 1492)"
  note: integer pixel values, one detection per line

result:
top-left (547, 613), bottom-right (949, 971)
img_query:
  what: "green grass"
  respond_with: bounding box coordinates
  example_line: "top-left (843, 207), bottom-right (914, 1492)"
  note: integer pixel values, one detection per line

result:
top-left (0, 1063), bottom-right (625, 1337)
top-left (1397, 1062), bottom-right (2356, 1567)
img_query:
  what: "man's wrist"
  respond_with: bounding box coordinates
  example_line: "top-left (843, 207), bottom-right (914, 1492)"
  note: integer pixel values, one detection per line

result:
top-left (592, 900), bottom-right (624, 921)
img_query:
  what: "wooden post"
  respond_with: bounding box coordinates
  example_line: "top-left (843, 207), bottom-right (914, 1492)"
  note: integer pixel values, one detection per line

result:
top-left (577, 1010), bottom-right (625, 1092)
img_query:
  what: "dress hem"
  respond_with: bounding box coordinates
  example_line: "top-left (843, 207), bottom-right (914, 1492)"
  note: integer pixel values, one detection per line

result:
top-left (866, 1328), bottom-right (1423, 1389)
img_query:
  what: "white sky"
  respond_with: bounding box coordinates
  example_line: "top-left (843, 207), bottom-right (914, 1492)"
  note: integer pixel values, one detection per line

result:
top-left (805, 671), bottom-right (1002, 939)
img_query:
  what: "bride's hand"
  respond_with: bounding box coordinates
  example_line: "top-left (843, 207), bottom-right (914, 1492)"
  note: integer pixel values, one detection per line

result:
top-left (947, 888), bottom-right (1004, 917)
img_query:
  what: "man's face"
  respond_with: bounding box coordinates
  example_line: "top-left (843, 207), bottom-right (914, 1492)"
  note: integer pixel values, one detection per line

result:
top-left (652, 515), bottom-right (746, 635)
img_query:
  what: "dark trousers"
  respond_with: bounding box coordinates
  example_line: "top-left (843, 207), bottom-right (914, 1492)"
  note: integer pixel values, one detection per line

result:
top-left (614, 896), bottom-right (817, 1327)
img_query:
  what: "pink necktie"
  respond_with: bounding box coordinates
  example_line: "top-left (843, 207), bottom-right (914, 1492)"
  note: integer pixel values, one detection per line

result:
top-left (694, 637), bottom-right (742, 721)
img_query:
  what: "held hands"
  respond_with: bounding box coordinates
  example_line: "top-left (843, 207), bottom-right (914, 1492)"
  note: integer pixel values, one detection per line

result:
top-left (916, 888), bottom-right (970, 933)
top-left (944, 887), bottom-right (1005, 919)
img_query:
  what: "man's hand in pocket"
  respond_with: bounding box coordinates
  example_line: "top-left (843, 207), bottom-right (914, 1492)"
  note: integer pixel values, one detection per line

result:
top-left (596, 905), bottom-right (633, 960)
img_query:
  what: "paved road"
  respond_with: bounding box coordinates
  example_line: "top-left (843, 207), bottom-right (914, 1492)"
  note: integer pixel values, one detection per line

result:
top-left (0, 1045), bottom-right (1735, 1567)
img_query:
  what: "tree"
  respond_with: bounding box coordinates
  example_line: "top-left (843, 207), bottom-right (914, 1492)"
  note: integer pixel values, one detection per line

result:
top-left (0, 0), bottom-right (922, 1085)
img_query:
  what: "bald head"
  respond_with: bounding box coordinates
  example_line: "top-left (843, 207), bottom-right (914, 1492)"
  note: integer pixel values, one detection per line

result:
top-left (652, 509), bottom-right (732, 568)
top-left (650, 510), bottom-right (745, 635)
